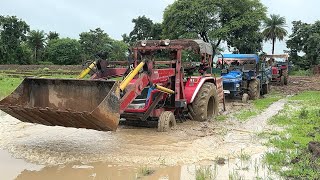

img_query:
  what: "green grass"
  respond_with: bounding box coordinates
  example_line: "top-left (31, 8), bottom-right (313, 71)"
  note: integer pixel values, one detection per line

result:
top-left (289, 69), bottom-right (311, 76)
top-left (196, 166), bottom-right (216, 180)
top-left (263, 91), bottom-right (320, 179)
top-left (237, 149), bottom-right (251, 162)
top-left (0, 75), bottom-right (23, 99)
top-left (0, 72), bottom-right (82, 99)
top-left (215, 115), bottom-right (228, 121)
top-left (235, 94), bottom-right (283, 121)
top-left (253, 95), bottom-right (283, 111)
top-left (235, 109), bottom-right (258, 121)
top-left (138, 166), bottom-right (155, 177)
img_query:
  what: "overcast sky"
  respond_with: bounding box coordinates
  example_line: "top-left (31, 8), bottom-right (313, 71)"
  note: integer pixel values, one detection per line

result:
top-left (1, 0), bottom-right (319, 54)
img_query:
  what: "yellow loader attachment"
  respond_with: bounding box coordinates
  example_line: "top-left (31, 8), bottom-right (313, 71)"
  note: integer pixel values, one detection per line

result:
top-left (0, 78), bottom-right (120, 131)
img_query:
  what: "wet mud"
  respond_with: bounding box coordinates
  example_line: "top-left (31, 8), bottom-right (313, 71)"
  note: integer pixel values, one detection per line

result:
top-left (0, 98), bottom-right (286, 179)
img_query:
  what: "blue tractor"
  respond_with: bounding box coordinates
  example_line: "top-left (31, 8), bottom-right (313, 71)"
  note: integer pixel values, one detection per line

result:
top-left (217, 54), bottom-right (270, 102)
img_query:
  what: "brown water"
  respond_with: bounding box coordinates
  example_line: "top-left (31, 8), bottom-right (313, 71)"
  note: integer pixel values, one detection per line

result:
top-left (0, 100), bottom-right (286, 180)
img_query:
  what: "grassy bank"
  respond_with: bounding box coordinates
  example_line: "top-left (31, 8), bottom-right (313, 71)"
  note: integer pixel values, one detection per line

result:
top-left (0, 75), bottom-right (23, 99)
top-left (0, 72), bottom-right (77, 100)
top-left (264, 91), bottom-right (320, 179)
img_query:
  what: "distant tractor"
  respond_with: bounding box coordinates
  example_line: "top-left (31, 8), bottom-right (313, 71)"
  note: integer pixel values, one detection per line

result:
top-left (263, 54), bottom-right (289, 85)
top-left (217, 54), bottom-right (270, 103)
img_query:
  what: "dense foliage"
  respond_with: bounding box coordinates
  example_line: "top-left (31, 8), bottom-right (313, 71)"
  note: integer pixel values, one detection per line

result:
top-left (0, 16), bottom-right (128, 65)
top-left (44, 38), bottom-right (82, 65)
top-left (287, 21), bottom-right (320, 70)
top-left (162, 0), bottom-right (267, 54)
top-left (122, 16), bottom-right (163, 45)
top-left (0, 1), bottom-right (319, 69)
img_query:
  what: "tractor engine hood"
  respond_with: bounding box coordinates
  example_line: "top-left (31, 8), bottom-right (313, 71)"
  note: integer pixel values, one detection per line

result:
top-left (222, 71), bottom-right (242, 79)
top-left (222, 71), bottom-right (242, 83)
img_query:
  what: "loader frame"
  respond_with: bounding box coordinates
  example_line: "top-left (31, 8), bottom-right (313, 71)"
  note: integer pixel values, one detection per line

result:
top-left (93, 39), bottom-right (225, 124)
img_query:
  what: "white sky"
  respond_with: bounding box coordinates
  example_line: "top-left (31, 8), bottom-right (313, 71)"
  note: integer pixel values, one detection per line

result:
top-left (1, 0), bottom-right (319, 54)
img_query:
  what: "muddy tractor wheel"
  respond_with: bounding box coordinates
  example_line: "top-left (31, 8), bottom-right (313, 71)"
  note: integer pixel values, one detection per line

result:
top-left (248, 79), bottom-right (260, 100)
top-left (192, 82), bottom-right (219, 122)
top-left (157, 111), bottom-right (176, 132)
top-left (283, 69), bottom-right (289, 85)
top-left (261, 84), bottom-right (269, 95)
top-left (242, 93), bottom-right (249, 103)
top-left (280, 76), bottom-right (285, 86)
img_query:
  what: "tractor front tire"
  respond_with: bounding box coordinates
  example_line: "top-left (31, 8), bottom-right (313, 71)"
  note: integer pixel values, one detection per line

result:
top-left (192, 82), bottom-right (219, 122)
top-left (283, 69), bottom-right (289, 85)
top-left (248, 79), bottom-right (260, 100)
top-left (242, 93), bottom-right (249, 103)
top-left (157, 111), bottom-right (176, 132)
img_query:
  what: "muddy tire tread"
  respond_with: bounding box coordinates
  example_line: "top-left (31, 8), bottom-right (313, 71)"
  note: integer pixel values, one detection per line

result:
top-left (157, 111), bottom-right (176, 132)
top-left (192, 82), bottom-right (219, 122)
top-left (283, 69), bottom-right (288, 85)
top-left (248, 79), bottom-right (260, 100)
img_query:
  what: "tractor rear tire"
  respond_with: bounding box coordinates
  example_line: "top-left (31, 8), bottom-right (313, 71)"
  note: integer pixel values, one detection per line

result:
top-left (192, 82), bottom-right (219, 122)
top-left (248, 79), bottom-right (260, 100)
top-left (280, 76), bottom-right (285, 86)
top-left (157, 111), bottom-right (176, 132)
top-left (283, 69), bottom-right (289, 85)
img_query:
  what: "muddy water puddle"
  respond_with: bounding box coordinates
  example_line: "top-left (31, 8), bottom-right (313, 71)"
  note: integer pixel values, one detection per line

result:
top-left (0, 149), bottom-right (278, 180)
top-left (0, 100), bottom-right (285, 179)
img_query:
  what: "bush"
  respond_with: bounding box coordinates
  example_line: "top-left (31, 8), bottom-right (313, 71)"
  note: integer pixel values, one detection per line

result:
top-left (38, 61), bottom-right (54, 65)
top-left (42, 67), bottom-right (50, 72)
top-left (44, 38), bottom-right (83, 65)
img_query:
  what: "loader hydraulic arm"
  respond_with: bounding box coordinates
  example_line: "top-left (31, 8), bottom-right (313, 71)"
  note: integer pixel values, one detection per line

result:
top-left (118, 60), bottom-right (175, 113)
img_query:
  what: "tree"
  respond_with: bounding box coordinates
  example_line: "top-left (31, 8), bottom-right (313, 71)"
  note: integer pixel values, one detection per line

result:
top-left (79, 28), bottom-right (113, 60)
top-left (16, 42), bottom-right (33, 64)
top-left (162, 0), bottom-right (267, 54)
top-left (151, 23), bottom-right (163, 40)
top-left (44, 38), bottom-right (82, 65)
top-left (108, 40), bottom-right (128, 60)
top-left (123, 16), bottom-right (163, 44)
top-left (47, 31), bottom-right (59, 41)
top-left (262, 14), bottom-right (288, 54)
top-left (0, 15), bottom-right (30, 64)
top-left (28, 30), bottom-right (46, 62)
top-left (287, 21), bottom-right (320, 69)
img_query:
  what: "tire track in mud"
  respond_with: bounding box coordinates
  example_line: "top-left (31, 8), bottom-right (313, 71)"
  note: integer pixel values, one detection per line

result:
top-left (0, 99), bottom-right (286, 166)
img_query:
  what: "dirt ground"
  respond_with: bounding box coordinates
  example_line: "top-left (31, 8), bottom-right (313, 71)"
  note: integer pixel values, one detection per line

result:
top-left (272, 75), bottom-right (320, 95)
top-left (0, 75), bottom-right (318, 180)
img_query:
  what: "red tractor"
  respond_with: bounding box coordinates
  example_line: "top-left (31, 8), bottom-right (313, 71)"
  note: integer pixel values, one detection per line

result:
top-left (0, 39), bottom-right (225, 132)
top-left (264, 54), bottom-right (289, 85)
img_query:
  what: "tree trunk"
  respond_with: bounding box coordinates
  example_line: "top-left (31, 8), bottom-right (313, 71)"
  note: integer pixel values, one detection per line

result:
top-left (33, 47), bottom-right (38, 62)
top-left (272, 38), bottom-right (276, 54)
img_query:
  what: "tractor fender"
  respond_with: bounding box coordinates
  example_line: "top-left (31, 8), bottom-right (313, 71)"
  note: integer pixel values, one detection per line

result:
top-left (185, 76), bottom-right (218, 104)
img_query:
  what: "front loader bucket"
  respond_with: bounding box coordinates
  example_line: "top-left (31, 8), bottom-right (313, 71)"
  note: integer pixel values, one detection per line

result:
top-left (0, 78), bottom-right (120, 131)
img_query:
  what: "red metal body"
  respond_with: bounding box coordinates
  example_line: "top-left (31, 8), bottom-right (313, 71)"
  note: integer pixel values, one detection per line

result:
top-left (92, 39), bottom-right (225, 122)
top-left (264, 54), bottom-right (289, 83)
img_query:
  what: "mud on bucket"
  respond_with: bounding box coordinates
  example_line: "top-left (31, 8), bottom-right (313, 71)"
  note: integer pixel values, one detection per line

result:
top-left (0, 78), bottom-right (120, 131)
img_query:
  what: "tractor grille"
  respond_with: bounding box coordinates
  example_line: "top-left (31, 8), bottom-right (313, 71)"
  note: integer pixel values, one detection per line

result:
top-left (223, 83), bottom-right (234, 91)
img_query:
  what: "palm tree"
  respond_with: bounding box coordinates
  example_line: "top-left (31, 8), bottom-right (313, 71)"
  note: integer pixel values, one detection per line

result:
top-left (28, 30), bottom-right (45, 62)
top-left (262, 14), bottom-right (288, 54)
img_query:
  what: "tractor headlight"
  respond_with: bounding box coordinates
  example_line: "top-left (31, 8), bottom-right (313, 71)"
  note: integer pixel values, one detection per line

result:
top-left (164, 39), bottom-right (170, 46)
top-left (141, 40), bottom-right (147, 47)
top-left (236, 84), bottom-right (240, 88)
